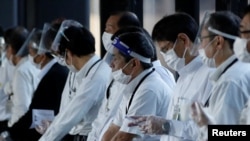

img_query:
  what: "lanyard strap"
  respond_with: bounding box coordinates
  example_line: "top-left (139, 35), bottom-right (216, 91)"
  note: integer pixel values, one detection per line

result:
top-left (204, 58), bottom-right (238, 107)
top-left (126, 69), bottom-right (155, 114)
top-left (85, 59), bottom-right (102, 77)
top-left (106, 79), bottom-right (114, 99)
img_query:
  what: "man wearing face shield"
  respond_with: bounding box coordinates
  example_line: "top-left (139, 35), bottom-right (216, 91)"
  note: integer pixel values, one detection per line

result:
top-left (101, 31), bottom-right (173, 141)
top-left (1, 26), bottom-right (41, 129)
top-left (235, 5), bottom-right (250, 125)
top-left (191, 11), bottom-right (250, 140)
top-left (87, 11), bottom-right (141, 140)
top-left (127, 13), bottom-right (215, 141)
top-left (38, 20), bottom-right (111, 141)
top-left (0, 26), bottom-right (69, 141)
top-left (0, 27), bottom-right (15, 136)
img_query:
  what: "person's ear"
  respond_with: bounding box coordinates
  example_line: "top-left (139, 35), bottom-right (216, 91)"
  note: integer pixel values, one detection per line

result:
top-left (177, 33), bottom-right (191, 49)
top-left (215, 36), bottom-right (224, 50)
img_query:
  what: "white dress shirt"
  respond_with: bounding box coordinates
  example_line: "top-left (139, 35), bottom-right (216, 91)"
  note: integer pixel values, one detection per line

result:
top-left (160, 56), bottom-right (215, 141)
top-left (8, 57), bottom-right (40, 127)
top-left (113, 68), bottom-right (173, 141)
top-left (153, 60), bottom-right (176, 89)
top-left (207, 55), bottom-right (250, 124)
top-left (39, 55), bottom-right (111, 141)
top-left (87, 78), bottom-right (125, 141)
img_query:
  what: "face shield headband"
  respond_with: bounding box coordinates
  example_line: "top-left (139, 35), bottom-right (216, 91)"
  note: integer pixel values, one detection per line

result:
top-left (112, 37), bottom-right (151, 63)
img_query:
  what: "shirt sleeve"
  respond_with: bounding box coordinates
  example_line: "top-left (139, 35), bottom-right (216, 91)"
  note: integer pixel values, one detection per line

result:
top-left (8, 69), bottom-right (34, 127)
top-left (39, 76), bottom-right (107, 141)
top-left (119, 89), bottom-right (159, 136)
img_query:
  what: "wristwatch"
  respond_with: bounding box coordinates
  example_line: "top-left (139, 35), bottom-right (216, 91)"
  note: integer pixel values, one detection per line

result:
top-left (162, 121), bottom-right (171, 134)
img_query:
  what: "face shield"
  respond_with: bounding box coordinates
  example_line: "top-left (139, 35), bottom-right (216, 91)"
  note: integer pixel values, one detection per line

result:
top-left (16, 28), bottom-right (39, 57)
top-left (109, 37), bottom-right (151, 64)
top-left (51, 20), bottom-right (83, 54)
top-left (192, 11), bottom-right (239, 54)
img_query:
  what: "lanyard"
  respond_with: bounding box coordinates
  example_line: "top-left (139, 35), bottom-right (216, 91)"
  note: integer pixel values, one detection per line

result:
top-left (106, 79), bottom-right (114, 99)
top-left (204, 58), bottom-right (238, 107)
top-left (68, 59), bottom-right (101, 99)
top-left (126, 69), bottom-right (155, 114)
top-left (85, 59), bottom-right (101, 77)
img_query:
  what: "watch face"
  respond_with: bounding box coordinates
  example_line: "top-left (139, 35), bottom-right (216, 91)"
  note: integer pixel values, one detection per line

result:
top-left (162, 121), bottom-right (170, 134)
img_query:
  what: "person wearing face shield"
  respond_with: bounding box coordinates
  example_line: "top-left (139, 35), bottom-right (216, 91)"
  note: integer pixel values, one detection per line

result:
top-left (38, 20), bottom-right (111, 141)
top-left (87, 11), bottom-right (141, 140)
top-left (0, 27), bottom-right (16, 136)
top-left (101, 31), bottom-right (173, 141)
top-left (2, 26), bottom-right (41, 128)
top-left (0, 25), bottom-right (69, 141)
top-left (127, 13), bottom-right (215, 141)
top-left (191, 11), bottom-right (250, 140)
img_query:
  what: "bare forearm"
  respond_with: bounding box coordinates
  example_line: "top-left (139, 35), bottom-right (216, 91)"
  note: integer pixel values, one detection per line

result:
top-left (101, 124), bottom-right (120, 141)
top-left (111, 131), bottom-right (136, 141)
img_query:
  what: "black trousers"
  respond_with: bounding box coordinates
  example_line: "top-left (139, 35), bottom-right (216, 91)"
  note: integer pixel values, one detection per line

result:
top-left (0, 120), bottom-right (8, 133)
top-left (62, 134), bottom-right (88, 141)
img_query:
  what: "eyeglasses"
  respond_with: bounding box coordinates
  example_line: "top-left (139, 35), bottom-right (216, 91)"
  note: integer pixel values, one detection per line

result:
top-left (240, 30), bottom-right (250, 34)
top-left (198, 34), bottom-right (217, 42)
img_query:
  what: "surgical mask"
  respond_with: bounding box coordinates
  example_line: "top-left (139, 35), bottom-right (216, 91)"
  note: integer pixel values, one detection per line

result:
top-left (198, 38), bottom-right (216, 68)
top-left (53, 54), bottom-right (66, 66)
top-left (233, 38), bottom-right (250, 62)
top-left (7, 55), bottom-right (14, 66)
top-left (66, 56), bottom-right (78, 73)
top-left (111, 61), bottom-right (133, 84)
top-left (29, 54), bottom-right (42, 69)
top-left (161, 41), bottom-right (186, 71)
top-left (102, 32), bottom-right (113, 51)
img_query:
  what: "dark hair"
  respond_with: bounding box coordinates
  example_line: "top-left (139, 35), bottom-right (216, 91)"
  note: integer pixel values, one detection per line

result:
top-left (110, 11), bottom-right (141, 29)
top-left (60, 26), bottom-right (95, 57)
top-left (117, 32), bottom-right (153, 69)
top-left (112, 26), bottom-right (157, 61)
top-left (152, 12), bottom-right (198, 43)
top-left (243, 5), bottom-right (250, 16)
top-left (4, 26), bottom-right (29, 54)
top-left (0, 25), bottom-right (3, 37)
top-left (205, 11), bottom-right (240, 49)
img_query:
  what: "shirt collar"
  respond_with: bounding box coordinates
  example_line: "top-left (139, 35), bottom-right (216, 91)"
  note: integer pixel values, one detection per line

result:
top-left (38, 58), bottom-right (57, 79)
top-left (178, 56), bottom-right (203, 76)
top-left (152, 60), bottom-right (162, 67)
top-left (16, 56), bottom-right (28, 68)
top-left (75, 54), bottom-right (100, 83)
top-left (210, 55), bottom-right (237, 82)
top-left (123, 68), bottom-right (153, 94)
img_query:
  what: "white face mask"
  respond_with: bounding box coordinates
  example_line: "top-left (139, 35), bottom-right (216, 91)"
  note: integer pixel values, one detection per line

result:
top-left (7, 55), bottom-right (14, 66)
top-left (198, 38), bottom-right (217, 68)
top-left (161, 41), bottom-right (186, 72)
top-left (55, 56), bottom-right (66, 66)
top-left (102, 32), bottom-right (113, 51)
top-left (111, 61), bottom-right (133, 84)
top-left (198, 49), bottom-right (216, 68)
top-left (66, 55), bottom-right (78, 73)
top-left (28, 54), bottom-right (41, 69)
top-left (233, 38), bottom-right (250, 62)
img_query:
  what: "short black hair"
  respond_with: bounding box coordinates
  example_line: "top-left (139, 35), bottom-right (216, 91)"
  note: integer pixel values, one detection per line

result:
top-left (110, 11), bottom-right (141, 29)
top-left (243, 4), bottom-right (250, 16)
top-left (43, 23), bottom-right (62, 51)
top-left (152, 12), bottom-right (198, 43)
top-left (60, 26), bottom-right (95, 57)
top-left (205, 11), bottom-right (240, 49)
top-left (112, 26), bottom-right (157, 61)
top-left (117, 32), bottom-right (153, 69)
top-left (4, 26), bottom-right (29, 54)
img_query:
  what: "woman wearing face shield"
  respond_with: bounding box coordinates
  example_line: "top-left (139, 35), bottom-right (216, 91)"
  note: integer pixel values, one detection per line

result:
top-left (101, 31), bottom-right (173, 141)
